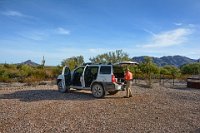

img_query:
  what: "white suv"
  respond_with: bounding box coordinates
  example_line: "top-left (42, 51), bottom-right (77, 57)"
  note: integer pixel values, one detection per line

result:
top-left (57, 61), bottom-right (138, 98)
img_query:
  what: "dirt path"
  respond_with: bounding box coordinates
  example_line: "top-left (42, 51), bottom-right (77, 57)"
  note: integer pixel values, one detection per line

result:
top-left (0, 83), bottom-right (200, 133)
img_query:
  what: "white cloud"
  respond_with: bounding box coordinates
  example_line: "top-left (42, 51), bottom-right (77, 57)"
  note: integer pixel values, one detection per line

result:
top-left (18, 31), bottom-right (47, 41)
top-left (1, 10), bottom-right (37, 20)
top-left (174, 23), bottom-right (196, 28)
top-left (141, 28), bottom-right (193, 48)
top-left (2, 10), bottom-right (24, 17)
top-left (58, 48), bottom-right (112, 56)
top-left (88, 48), bottom-right (115, 53)
top-left (143, 28), bottom-right (156, 36)
top-left (56, 27), bottom-right (70, 35)
top-left (17, 27), bottom-right (70, 41)
top-left (188, 24), bottom-right (195, 28)
top-left (1, 10), bottom-right (34, 18)
top-left (174, 23), bottom-right (183, 26)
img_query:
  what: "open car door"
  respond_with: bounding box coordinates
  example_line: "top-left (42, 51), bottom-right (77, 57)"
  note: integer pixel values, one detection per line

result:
top-left (58, 66), bottom-right (71, 93)
top-left (63, 66), bottom-right (71, 87)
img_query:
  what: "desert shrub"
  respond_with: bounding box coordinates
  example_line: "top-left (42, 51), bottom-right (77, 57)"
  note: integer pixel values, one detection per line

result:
top-left (0, 65), bottom-right (37, 82)
top-left (3, 64), bottom-right (16, 69)
top-left (0, 64), bottom-right (62, 83)
top-left (8, 71), bottom-right (19, 79)
top-left (51, 66), bottom-right (62, 78)
top-left (0, 69), bottom-right (5, 76)
top-left (160, 67), bottom-right (170, 75)
top-left (180, 63), bottom-right (200, 75)
top-left (32, 69), bottom-right (47, 79)
top-left (37, 65), bottom-right (44, 69)
top-left (139, 57), bottom-right (159, 87)
top-left (163, 65), bottom-right (181, 77)
top-left (16, 64), bottom-right (23, 69)
top-left (20, 65), bottom-right (33, 72)
top-left (3, 63), bottom-right (11, 68)
top-left (130, 65), bottom-right (142, 83)
top-left (162, 65), bottom-right (181, 85)
top-left (0, 67), bottom-right (20, 82)
top-left (19, 65), bottom-right (34, 77)
top-left (0, 71), bottom-right (11, 82)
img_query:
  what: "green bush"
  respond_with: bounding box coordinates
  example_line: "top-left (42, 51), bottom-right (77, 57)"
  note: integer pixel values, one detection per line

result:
top-left (0, 64), bottom-right (60, 83)
top-left (181, 63), bottom-right (200, 75)
top-left (51, 66), bottom-right (62, 78)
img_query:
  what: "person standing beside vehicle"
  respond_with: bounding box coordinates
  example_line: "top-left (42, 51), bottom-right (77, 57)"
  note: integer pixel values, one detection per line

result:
top-left (124, 68), bottom-right (133, 98)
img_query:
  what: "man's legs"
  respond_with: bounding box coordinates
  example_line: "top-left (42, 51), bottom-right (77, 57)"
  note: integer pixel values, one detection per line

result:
top-left (125, 81), bottom-right (133, 98)
top-left (125, 81), bottom-right (131, 97)
top-left (128, 81), bottom-right (133, 97)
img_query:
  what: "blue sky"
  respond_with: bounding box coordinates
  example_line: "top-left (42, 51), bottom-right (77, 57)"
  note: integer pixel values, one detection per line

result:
top-left (0, 0), bottom-right (200, 65)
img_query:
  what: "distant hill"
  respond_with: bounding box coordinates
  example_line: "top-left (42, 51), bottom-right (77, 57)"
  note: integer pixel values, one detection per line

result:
top-left (18, 60), bottom-right (40, 66)
top-left (132, 55), bottom-right (199, 67)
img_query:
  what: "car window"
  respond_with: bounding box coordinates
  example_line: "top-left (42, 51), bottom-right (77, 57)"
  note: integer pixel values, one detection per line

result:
top-left (85, 66), bottom-right (99, 75)
top-left (64, 67), bottom-right (70, 75)
top-left (84, 66), bottom-right (99, 87)
top-left (72, 67), bottom-right (84, 86)
top-left (74, 67), bottom-right (84, 75)
top-left (100, 66), bottom-right (111, 74)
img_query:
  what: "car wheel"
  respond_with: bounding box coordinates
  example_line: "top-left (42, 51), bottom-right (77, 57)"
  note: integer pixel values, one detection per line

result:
top-left (91, 83), bottom-right (105, 98)
top-left (108, 90), bottom-right (118, 95)
top-left (58, 81), bottom-right (70, 93)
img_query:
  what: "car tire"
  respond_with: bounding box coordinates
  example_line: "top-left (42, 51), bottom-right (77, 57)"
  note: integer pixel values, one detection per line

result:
top-left (58, 81), bottom-right (70, 93)
top-left (91, 83), bottom-right (105, 98)
top-left (108, 90), bottom-right (118, 95)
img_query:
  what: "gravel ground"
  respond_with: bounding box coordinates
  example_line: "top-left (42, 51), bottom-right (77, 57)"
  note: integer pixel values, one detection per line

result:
top-left (0, 82), bottom-right (200, 133)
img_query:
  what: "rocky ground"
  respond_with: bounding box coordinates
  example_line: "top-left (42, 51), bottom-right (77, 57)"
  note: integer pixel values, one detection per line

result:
top-left (0, 81), bottom-right (200, 133)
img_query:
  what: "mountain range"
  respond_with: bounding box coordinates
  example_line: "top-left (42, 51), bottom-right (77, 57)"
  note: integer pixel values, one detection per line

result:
top-left (132, 55), bottom-right (200, 67)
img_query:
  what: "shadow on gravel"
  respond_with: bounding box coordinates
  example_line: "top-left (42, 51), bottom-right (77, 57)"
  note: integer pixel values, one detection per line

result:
top-left (0, 89), bottom-right (96, 102)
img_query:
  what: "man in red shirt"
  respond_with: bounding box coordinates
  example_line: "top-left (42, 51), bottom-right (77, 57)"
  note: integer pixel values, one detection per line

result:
top-left (124, 68), bottom-right (133, 98)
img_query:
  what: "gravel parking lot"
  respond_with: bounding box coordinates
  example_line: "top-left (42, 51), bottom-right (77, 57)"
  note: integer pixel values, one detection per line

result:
top-left (0, 82), bottom-right (200, 133)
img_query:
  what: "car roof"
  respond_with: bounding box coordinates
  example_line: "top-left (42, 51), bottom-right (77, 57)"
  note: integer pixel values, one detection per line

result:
top-left (86, 64), bottom-right (112, 67)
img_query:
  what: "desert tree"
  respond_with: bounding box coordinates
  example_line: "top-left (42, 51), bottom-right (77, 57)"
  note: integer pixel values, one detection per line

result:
top-left (180, 63), bottom-right (200, 75)
top-left (139, 56), bottom-right (159, 87)
top-left (159, 67), bottom-right (170, 85)
top-left (132, 65), bottom-right (141, 83)
top-left (89, 50), bottom-right (131, 64)
top-left (163, 65), bottom-right (181, 85)
top-left (61, 55), bottom-right (84, 70)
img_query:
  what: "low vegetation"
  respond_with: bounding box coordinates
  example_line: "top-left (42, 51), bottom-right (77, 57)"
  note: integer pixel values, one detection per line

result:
top-left (0, 64), bottom-right (62, 83)
top-left (1, 50), bottom-right (199, 84)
